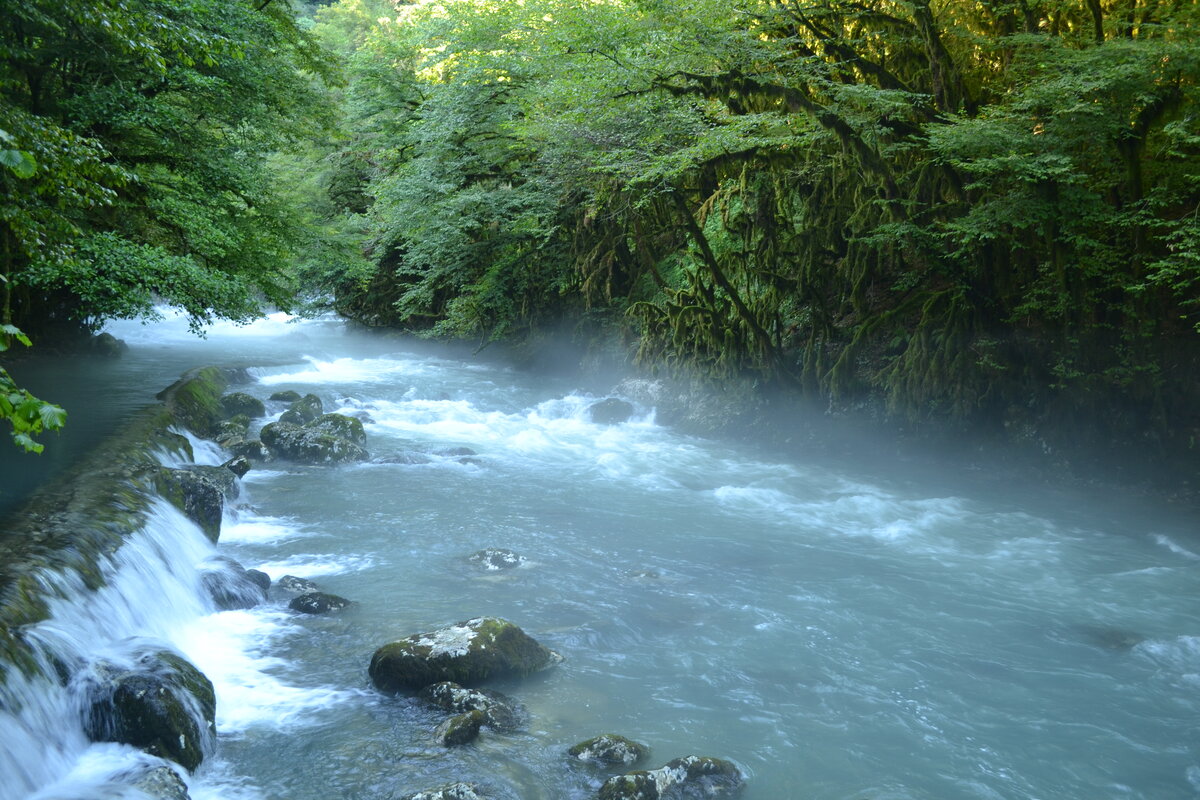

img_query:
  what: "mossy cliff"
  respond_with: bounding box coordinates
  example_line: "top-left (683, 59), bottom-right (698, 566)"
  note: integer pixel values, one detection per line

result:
top-left (0, 366), bottom-right (230, 687)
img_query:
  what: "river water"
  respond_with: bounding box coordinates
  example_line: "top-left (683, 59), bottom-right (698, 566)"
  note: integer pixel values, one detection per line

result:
top-left (3, 312), bottom-right (1199, 800)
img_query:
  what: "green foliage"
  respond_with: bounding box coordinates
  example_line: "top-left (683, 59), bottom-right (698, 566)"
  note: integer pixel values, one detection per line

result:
top-left (0, 325), bottom-right (65, 453)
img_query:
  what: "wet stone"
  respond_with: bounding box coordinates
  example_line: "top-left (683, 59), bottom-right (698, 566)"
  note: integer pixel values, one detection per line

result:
top-left (435, 709), bottom-right (486, 746)
top-left (419, 681), bottom-right (525, 731)
top-left (598, 756), bottom-right (744, 800)
top-left (269, 390), bottom-right (303, 403)
top-left (397, 783), bottom-right (487, 800)
top-left (568, 734), bottom-right (649, 767)
top-left (289, 591), bottom-right (351, 614)
top-left (588, 398), bottom-right (635, 425)
top-left (276, 575), bottom-right (319, 594)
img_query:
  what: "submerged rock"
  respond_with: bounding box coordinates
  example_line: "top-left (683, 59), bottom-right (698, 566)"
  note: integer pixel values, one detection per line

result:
top-left (398, 783), bottom-right (487, 800)
top-left (245, 569), bottom-right (271, 592)
top-left (369, 617), bottom-right (561, 693)
top-left (260, 419), bottom-right (369, 464)
top-left (373, 452), bottom-right (433, 465)
top-left (434, 709), bottom-right (486, 746)
top-left (588, 398), bottom-right (635, 425)
top-left (598, 756), bottom-right (743, 800)
top-left (85, 650), bottom-right (216, 773)
top-left (124, 765), bottom-right (191, 800)
top-left (279, 394), bottom-right (324, 425)
top-left (220, 392), bottom-right (265, 419)
top-left (289, 591), bottom-right (351, 614)
top-left (419, 681), bottom-right (525, 731)
top-left (468, 548), bottom-right (525, 571)
top-left (276, 575), bottom-right (319, 594)
top-left (569, 734), bottom-right (649, 767)
top-left (200, 558), bottom-right (267, 610)
top-left (269, 389), bottom-right (303, 403)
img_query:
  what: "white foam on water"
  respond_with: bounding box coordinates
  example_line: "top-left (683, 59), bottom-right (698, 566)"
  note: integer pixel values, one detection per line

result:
top-left (174, 610), bottom-right (358, 733)
top-left (25, 745), bottom-right (173, 800)
top-left (252, 355), bottom-right (427, 386)
top-left (1153, 534), bottom-right (1200, 560)
top-left (254, 554), bottom-right (375, 579)
top-left (218, 513), bottom-right (308, 545)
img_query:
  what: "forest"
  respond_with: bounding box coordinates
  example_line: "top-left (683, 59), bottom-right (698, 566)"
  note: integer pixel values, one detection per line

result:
top-left (2, 0), bottom-right (1198, 470)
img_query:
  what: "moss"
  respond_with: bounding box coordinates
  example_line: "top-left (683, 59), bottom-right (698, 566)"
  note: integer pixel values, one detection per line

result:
top-left (155, 366), bottom-right (229, 436)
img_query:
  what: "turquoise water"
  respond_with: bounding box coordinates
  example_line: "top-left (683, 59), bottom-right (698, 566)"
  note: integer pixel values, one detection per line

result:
top-left (3, 312), bottom-right (1199, 799)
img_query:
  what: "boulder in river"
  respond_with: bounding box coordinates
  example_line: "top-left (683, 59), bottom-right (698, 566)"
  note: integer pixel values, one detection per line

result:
top-left (398, 784), bottom-right (487, 800)
top-left (568, 734), bottom-right (649, 767)
top-left (154, 467), bottom-right (226, 542)
top-left (276, 575), bottom-right (319, 594)
top-left (226, 438), bottom-right (271, 461)
top-left (200, 558), bottom-right (267, 610)
top-left (434, 709), bottom-right (486, 746)
top-left (468, 548), bottom-right (526, 570)
top-left (289, 591), bottom-right (351, 614)
top-left (269, 390), bottom-right (303, 403)
top-left (588, 398), bottom-right (635, 425)
top-left (597, 756), bottom-right (743, 800)
top-left (419, 681), bottom-right (525, 731)
top-left (245, 569), bottom-right (271, 592)
top-left (91, 331), bottom-right (129, 357)
top-left (279, 393), bottom-right (324, 425)
top-left (259, 418), bottom-right (369, 464)
top-left (220, 392), bottom-right (265, 419)
top-left (124, 765), bottom-right (191, 800)
top-left (306, 413), bottom-right (367, 447)
top-left (369, 617), bottom-right (561, 693)
top-left (85, 650), bottom-right (216, 773)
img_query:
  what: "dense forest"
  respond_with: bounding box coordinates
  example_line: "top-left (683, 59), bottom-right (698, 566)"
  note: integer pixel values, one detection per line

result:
top-left (2, 0), bottom-right (1199, 471)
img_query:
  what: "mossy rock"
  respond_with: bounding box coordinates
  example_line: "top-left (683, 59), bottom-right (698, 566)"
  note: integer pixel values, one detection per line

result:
top-left (568, 734), bottom-right (649, 767)
top-left (226, 438), bottom-right (271, 461)
top-left (154, 468), bottom-right (225, 543)
top-left (91, 332), bottom-right (129, 357)
top-left (220, 392), bottom-right (265, 419)
top-left (156, 367), bottom-right (229, 437)
top-left (419, 681), bottom-right (525, 731)
top-left (306, 413), bottom-right (367, 447)
top-left (369, 617), bottom-right (561, 693)
top-left (259, 421), bottom-right (369, 465)
top-left (435, 709), bottom-right (485, 746)
top-left (279, 394), bottom-right (324, 425)
top-left (85, 650), bottom-right (216, 773)
top-left (398, 784), bottom-right (487, 800)
top-left (289, 591), bottom-right (351, 614)
top-left (269, 390), bottom-right (302, 403)
top-left (276, 575), bottom-right (319, 594)
top-left (597, 756), bottom-right (743, 800)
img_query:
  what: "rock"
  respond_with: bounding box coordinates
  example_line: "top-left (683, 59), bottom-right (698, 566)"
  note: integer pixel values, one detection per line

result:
top-left (85, 650), bottom-right (216, 773)
top-left (184, 465), bottom-right (240, 500)
top-left (226, 438), bottom-right (271, 461)
top-left (468, 548), bottom-right (525, 570)
top-left (397, 784), bottom-right (487, 800)
top-left (200, 559), bottom-right (267, 610)
top-left (369, 617), bottom-right (561, 693)
top-left (434, 709), bottom-right (486, 746)
top-left (220, 392), bottom-right (265, 419)
top-left (306, 413), bottom-right (367, 447)
top-left (419, 681), bottom-right (525, 731)
top-left (279, 394), bottom-right (324, 425)
top-left (289, 591), bottom-right (351, 614)
top-left (437, 447), bottom-right (477, 457)
top-left (91, 331), bottom-right (129, 357)
top-left (244, 569), bottom-right (271, 592)
top-left (373, 452), bottom-right (433, 465)
top-left (222, 456), bottom-right (251, 478)
top-left (588, 398), bottom-right (635, 425)
top-left (276, 575), bottom-right (319, 594)
top-left (269, 390), bottom-right (303, 403)
top-left (155, 467), bottom-right (225, 542)
top-left (259, 420), bottom-right (369, 465)
top-left (350, 410), bottom-right (376, 424)
top-left (598, 756), bottom-right (744, 800)
top-left (214, 419), bottom-right (250, 446)
top-left (568, 734), bottom-right (649, 767)
top-left (124, 765), bottom-right (191, 800)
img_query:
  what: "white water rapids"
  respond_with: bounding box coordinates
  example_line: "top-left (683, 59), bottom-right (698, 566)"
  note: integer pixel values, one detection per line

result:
top-left (1, 311), bottom-right (1198, 799)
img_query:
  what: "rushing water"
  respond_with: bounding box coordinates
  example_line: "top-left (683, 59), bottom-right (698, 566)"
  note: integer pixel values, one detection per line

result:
top-left (3, 311), bottom-right (1200, 800)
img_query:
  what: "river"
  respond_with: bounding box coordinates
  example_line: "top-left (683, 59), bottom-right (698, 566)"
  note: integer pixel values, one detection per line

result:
top-left (2, 312), bottom-right (1199, 799)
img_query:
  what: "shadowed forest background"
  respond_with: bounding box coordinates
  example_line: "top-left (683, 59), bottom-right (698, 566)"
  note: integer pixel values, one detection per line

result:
top-left (2, 0), bottom-right (1199, 486)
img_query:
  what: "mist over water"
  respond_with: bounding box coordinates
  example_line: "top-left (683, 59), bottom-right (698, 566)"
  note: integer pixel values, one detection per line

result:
top-left (2, 311), bottom-right (1199, 799)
